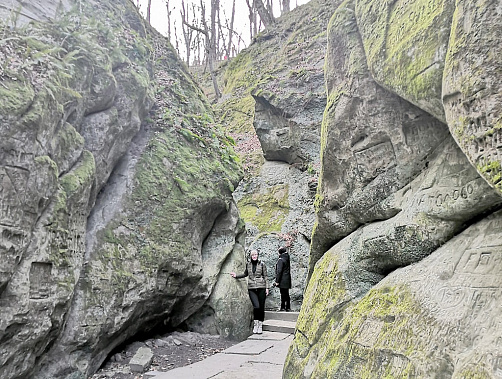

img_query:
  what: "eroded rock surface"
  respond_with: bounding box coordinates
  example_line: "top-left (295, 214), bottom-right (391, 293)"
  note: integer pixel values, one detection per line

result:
top-left (287, 0), bottom-right (502, 377)
top-left (219, 0), bottom-right (334, 311)
top-left (309, 0), bottom-right (450, 271)
top-left (0, 1), bottom-right (248, 378)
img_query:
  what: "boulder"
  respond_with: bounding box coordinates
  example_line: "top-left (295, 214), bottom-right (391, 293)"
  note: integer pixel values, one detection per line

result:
top-left (287, 0), bottom-right (502, 377)
top-left (0, 1), bottom-right (245, 378)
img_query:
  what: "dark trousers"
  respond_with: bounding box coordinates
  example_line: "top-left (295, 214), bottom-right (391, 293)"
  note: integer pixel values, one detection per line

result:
top-left (280, 288), bottom-right (290, 310)
top-left (248, 288), bottom-right (266, 321)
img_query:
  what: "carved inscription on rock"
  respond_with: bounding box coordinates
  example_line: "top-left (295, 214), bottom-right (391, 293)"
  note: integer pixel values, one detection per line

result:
top-left (414, 180), bottom-right (476, 210)
top-left (402, 121), bottom-right (443, 155)
top-left (354, 141), bottom-right (396, 181)
top-left (446, 93), bottom-right (502, 190)
top-left (29, 262), bottom-right (52, 299)
top-left (429, 244), bottom-right (502, 322)
top-left (455, 247), bottom-right (502, 284)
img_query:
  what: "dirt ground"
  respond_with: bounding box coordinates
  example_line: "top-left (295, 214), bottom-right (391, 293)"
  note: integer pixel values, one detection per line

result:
top-left (89, 331), bottom-right (237, 379)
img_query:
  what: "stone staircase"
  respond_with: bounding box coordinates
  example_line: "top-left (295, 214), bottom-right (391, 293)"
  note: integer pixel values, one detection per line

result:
top-left (262, 310), bottom-right (299, 334)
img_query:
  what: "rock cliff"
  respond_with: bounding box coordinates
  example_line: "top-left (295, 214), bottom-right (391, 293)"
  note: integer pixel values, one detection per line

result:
top-left (216, 0), bottom-right (334, 311)
top-left (0, 1), bottom-right (249, 378)
top-left (286, 0), bottom-right (502, 377)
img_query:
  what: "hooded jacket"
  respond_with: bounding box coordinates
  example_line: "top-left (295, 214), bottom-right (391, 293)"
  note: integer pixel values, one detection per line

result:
top-left (275, 252), bottom-right (291, 289)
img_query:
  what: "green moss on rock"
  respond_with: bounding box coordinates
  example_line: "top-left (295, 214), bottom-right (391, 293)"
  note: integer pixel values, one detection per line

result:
top-left (0, 79), bottom-right (35, 117)
top-left (60, 150), bottom-right (96, 197)
top-left (477, 159), bottom-right (502, 189)
top-left (355, 0), bottom-right (454, 120)
top-left (237, 184), bottom-right (289, 233)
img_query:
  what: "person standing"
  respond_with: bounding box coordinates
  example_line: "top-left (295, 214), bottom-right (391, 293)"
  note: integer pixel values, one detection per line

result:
top-left (274, 246), bottom-right (291, 311)
top-left (230, 250), bottom-right (269, 334)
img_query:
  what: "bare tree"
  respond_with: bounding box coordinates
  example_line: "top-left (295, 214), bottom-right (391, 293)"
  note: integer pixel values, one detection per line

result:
top-left (200, 0), bottom-right (221, 98)
top-left (282, 0), bottom-right (290, 14)
top-left (162, 0), bottom-right (246, 76)
top-left (165, 0), bottom-right (172, 42)
top-left (210, 0), bottom-right (219, 62)
top-left (180, 0), bottom-right (195, 65)
top-left (146, 0), bottom-right (152, 23)
top-left (255, 0), bottom-right (275, 27)
top-left (226, 0), bottom-right (236, 58)
top-left (245, 0), bottom-right (258, 40)
top-left (182, 1), bottom-right (222, 99)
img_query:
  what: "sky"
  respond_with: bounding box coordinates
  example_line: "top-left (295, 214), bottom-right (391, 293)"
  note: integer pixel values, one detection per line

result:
top-left (136, 0), bottom-right (309, 60)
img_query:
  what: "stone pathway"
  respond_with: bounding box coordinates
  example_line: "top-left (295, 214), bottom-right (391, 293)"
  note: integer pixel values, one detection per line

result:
top-left (145, 311), bottom-right (298, 379)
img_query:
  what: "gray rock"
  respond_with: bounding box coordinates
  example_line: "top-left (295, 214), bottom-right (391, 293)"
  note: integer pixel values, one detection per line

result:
top-left (129, 347), bottom-right (153, 373)
top-left (0, 0), bottom-right (72, 26)
top-left (309, 0), bottom-right (450, 274)
top-left (290, 210), bottom-right (502, 377)
top-left (233, 161), bottom-right (314, 312)
top-left (222, 0), bottom-right (335, 312)
top-left (0, 1), bottom-right (246, 378)
top-left (443, 1), bottom-right (502, 193)
top-left (286, 0), bottom-right (502, 377)
top-left (154, 339), bottom-right (168, 347)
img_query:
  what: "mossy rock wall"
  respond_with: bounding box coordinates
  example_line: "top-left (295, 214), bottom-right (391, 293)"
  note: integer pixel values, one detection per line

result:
top-left (216, 0), bottom-right (335, 312)
top-left (0, 1), bottom-right (247, 378)
top-left (287, 210), bottom-right (502, 378)
top-left (355, 0), bottom-right (455, 122)
top-left (290, 0), bottom-right (502, 377)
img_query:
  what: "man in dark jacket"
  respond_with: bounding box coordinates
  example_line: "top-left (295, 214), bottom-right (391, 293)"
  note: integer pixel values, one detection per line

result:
top-left (274, 246), bottom-right (292, 311)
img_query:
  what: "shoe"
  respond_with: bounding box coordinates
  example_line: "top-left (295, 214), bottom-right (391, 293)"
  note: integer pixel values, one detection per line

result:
top-left (279, 308), bottom-right (286, 312)
top-left (286, 309), bottom-right (291, 312)
top-left (253, 320), bottom-right (258, 334)
top-left (257, 321), bottom-right (263, 334)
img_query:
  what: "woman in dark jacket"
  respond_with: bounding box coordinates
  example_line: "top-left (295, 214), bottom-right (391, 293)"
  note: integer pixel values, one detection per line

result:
top-left (230, 250), bottom-right (269, 334)
top-left (274, 246), bottom-right (291, 311)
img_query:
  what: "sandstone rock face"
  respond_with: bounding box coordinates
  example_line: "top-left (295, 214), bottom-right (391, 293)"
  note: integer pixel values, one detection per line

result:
top-left (287, 0), bottom-right (502, 377)
top-left (0, 0), bottom-right (72, 25)
top-left (233, 161), bottom-right (314, 310)
top-left (288, 209), bottom-right (502, 378)
top-left (220, 0), bottom-right (334, 311)
top-left (443, 1), bottom-right (502, 193)
top-left (250, 0), bottom-right (329, 167)
top-left (309, 0), bottom-right (450, 273)
top-left (0, 1), bottom-right (246, 378)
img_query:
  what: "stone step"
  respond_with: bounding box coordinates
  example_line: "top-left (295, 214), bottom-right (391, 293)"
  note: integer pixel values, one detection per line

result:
top-left (262, 319), bottom-right (296, 334)
top-left (265, 310), bottom-right (299, 323)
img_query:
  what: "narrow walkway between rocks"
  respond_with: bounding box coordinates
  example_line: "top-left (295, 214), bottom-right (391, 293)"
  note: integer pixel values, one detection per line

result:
top-left (145, 311), bottom-right (298, 379)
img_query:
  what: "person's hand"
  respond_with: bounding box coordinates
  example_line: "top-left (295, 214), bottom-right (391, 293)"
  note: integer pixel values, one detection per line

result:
top-left (275, 282), bottom-right (279, 287)
top-left (266, 288), bottom-right (269, 296)
top-left (230, 272), bottom-right (236, 278)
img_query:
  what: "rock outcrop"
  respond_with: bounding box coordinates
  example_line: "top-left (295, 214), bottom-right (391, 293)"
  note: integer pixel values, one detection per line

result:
top-left (0, 1), bottom-right (248, 378)
top-left (218, 0), bottom-right (334, 311)
top-left (286, 0), bottom-right (502, 377)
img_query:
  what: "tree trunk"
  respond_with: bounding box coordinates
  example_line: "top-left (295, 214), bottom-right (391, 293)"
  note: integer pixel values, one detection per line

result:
top-left (245, 0), bottom-right (257, 40)
top-left (282, 0), bottom-right (290, 14)
top-left (254, 0), bottom-right (275, 28)
top-left (165, 0), bottom-right (171, 42)
top-left (202, 0), bottom-right (221, 99)
top-left (180, 0), bottom-right (193, 65)
top-left (185, 1), bottom-right (221, 99)
top-left (210, 0), bottom-right (219, 61)
top-left (146, 0), bottom-right (152, 23)
top-left (226, 0), bottom-right (236, 57)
